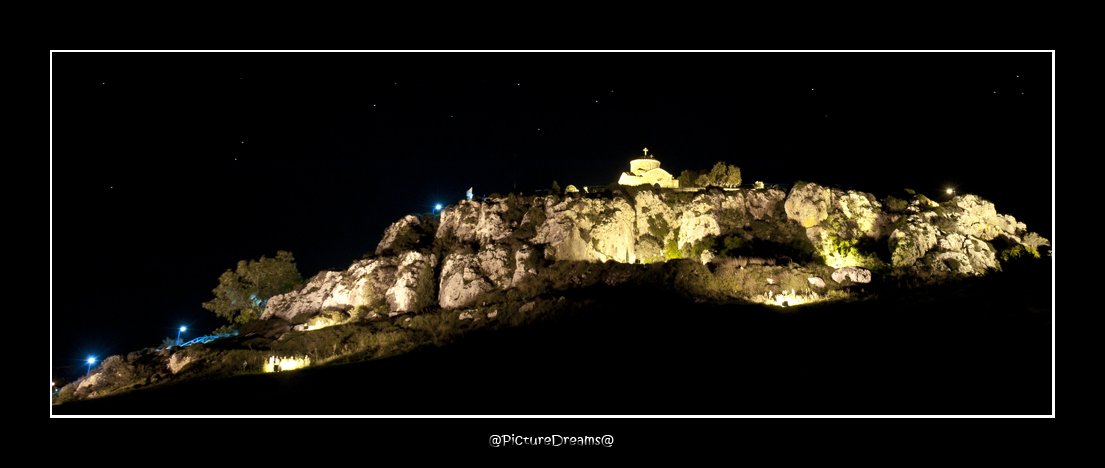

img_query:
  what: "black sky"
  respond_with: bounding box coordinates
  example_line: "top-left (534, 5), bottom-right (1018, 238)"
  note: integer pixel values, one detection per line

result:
top-left (50, 51), bottom-right (1053, 380)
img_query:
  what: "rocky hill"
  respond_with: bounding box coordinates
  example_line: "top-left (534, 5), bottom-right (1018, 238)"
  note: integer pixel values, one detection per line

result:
top-left (53, 180), bottom-right (1053, 414)
top-left (260, 182), bottom-right (1049, 323)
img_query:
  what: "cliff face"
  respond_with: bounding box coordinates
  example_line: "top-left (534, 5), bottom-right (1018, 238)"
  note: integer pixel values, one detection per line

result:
top-left (261, 183), bottom-right (1049, 321)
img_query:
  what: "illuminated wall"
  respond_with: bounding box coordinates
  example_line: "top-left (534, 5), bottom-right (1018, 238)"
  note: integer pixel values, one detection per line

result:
top-left (619, 159), bottom-right (679, 188)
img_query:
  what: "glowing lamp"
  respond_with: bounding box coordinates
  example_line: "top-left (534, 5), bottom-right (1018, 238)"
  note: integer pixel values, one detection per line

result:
top-left (86, 357), bottom-right (95, 376)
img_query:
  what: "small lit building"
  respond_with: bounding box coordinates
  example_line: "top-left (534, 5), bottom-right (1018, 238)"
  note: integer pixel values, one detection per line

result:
top-left (617, 148), bottom-right (679, 188)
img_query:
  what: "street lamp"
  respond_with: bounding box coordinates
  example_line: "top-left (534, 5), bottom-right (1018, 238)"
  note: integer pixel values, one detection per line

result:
top-left (946, 188), bottom-right (955, 198)
top-left (86, 357), bottom-right (95, 376)
top-left (177, 326), bottom-right (186, 345)
top-left (433, 204), bottom-right (442, 215)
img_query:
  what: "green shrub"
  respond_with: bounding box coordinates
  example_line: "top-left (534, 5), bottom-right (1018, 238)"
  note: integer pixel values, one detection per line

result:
top-left (665, 227), bottom-right (682, 259)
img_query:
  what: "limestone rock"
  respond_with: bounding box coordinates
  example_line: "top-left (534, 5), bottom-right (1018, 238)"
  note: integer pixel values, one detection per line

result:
top-left (438, 252), bottom-right (493, 309)
top-left (785, 181), bottom-right (833, 228)
top-left (376, 214), bottom-right (436, 255)
top-left (950, 194), bottom-right (1027, 242)
top-left (533, 197), bottom-right (606, 262)
top-left (263, 258), bottom-right (400, 322)
top-left (808, 277), bottom-right (826, 288)
top-left (889, 215), bottom-right (941, 268)
top-left (925, 233), bottom-right (999, 275)
top-left (634, 190), bottom-right (680, 251)
top-left (831, 266), bottom-right (872, 284)
top-left (436, 200), bottom-right (483, 244)
top-left (385, 251), bottom-right (438, 315)
top-left (168, 352), bottom-right (194, 374)
top-left (77, 373), bottom-right (102, 391)
top-left (836, 191), bottom-right (883, 236)
top-left (261, 270), bottom-right (344, 321)
top-left (321, 258), bottom-right (390, 312)
top-left (518, 301), bottom-right (536, 313)
top-left (511, 245), bottom-right (538, 285)
top-left (746, 188), bottom-right (787, 222)
top-left (589, 197), bottom-right (637, 263)
top-left (678, 196), bottom-right (721, 251)
top-left (477, 243), bottom-right (515, 289)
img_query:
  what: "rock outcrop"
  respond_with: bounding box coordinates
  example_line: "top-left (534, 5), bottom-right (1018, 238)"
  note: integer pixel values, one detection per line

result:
top-left (831, 267), bottom-right (872, 284)
top-left (168, 352), bottom-right (194, 374)
top-left (255, 183), bottom-right (1048, 322)
top-left (385, 251), bottom-right (437, 315)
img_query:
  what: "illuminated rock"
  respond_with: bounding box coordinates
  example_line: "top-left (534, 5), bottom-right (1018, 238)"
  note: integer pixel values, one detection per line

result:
top-left (785, 181), bottom-right (833, 228)
top-left (831, 266), bottom-right (871, 284)
top-left (533, 196), bottom-right (624, 262)
top-left (511, 245), bottom-right (538, 285)
top-left (889, 215), bottom-right (941, 268)
top-left (589, 197), bottom-right (637, 263)
top-left (322, 258), bottom-right (391, 312)
top-left (376, 214), bottom-right (436, 255)
top-left (168, 352), bottom-right (194, 374)
top-left (808, 277), bottom-right (826, 288)
top-left (438, 251), bottom-right (494, 309)
top-left (745, 188), bottom-right (787, 222)
top-left (261, 270), bottom-right (344, 321)
top-left (678, 210), bottom-right (721, 252)
top-left (264, 258), bottom-right (399, 322)
top-left (948, 194), bottom-right (1027, 242)
top-left (77, 373), bottom-right (102, 391)
top-left (836, 191), bottom-right (883, 236)
top-left (633, 189), bottom-right (679, 246)
top-left (476, 243), bottom-right (514, 289)
top-left (385, 251), bottom-right (438, 315)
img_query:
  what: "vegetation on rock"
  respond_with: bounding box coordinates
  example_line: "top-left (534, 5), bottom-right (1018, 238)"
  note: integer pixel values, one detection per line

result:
top-left (203, 251), bottom-right (304, 326)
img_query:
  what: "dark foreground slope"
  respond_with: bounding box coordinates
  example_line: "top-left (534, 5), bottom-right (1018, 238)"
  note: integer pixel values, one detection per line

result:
top-left (55, 262), bottom-right (1052, 416)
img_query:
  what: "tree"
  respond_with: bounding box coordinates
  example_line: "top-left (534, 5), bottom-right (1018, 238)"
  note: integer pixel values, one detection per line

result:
top-left (550, 180), bottom-right (561, 195)
top-left (695, 162), bottom-right (742, 188)
top-left (677, 169), bottom-right (702, 187)
top-left (202, 251), bottom-right (304, 326)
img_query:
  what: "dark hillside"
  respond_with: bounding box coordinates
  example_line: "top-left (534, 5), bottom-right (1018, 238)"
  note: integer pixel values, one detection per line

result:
top-left (55, 259), bottom-right (1050, 416)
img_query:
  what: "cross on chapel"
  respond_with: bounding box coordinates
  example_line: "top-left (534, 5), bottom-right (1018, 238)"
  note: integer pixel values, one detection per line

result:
top-left (643, 147), bottom-right (648, 157)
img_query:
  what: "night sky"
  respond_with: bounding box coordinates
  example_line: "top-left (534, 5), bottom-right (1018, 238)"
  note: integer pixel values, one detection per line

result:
top-left (50, 51), bottom-right (1053, 381)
